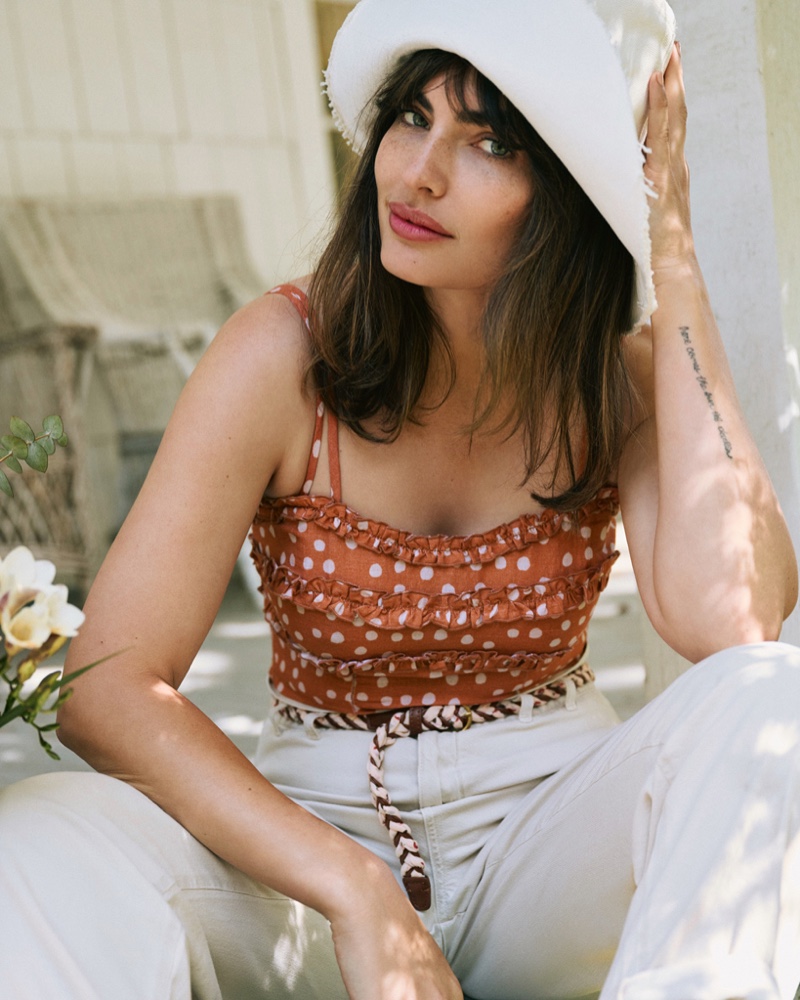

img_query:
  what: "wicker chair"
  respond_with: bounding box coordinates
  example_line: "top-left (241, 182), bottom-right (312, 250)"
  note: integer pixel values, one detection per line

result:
top-left (0, 195), bottom-right (266, 592)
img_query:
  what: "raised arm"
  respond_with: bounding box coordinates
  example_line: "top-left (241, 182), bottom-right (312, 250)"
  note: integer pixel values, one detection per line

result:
top-left (57, 292), bottom-right (461, 1000)
top-left (618, 46), bottom-right (798, 663)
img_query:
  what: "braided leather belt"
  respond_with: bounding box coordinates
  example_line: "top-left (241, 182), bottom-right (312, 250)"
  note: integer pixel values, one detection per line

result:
top-left (274, 660), bottom-right (594, 912)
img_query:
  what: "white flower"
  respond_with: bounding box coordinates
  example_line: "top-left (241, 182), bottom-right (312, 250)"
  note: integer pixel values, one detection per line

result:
top-left (34, 585), bottom-right (85, 637)
top-left (0, 546), bottom-right (56, 616)
top-left (1, 599), bottom-right (53, 653)
top-left (0, 548), bottom-right (83, 656)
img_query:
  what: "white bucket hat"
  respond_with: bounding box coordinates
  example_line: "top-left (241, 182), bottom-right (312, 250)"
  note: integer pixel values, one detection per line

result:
top-left (324, 0), bottom-right (677, 328)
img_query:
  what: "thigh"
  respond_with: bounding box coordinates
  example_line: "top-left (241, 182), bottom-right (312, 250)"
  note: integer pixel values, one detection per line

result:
top-left (451, 641), bottom-right (800, 1000)
top-left (0, 771), bottom-right (346, 1000)
top-left (449, 720), bottom-right (659, 1000)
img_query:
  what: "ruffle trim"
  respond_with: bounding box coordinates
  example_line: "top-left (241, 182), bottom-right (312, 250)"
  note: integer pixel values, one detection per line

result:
top-left (256, 551), bottom-right (618, 629)
top-left (254, 487), bottom-right (619, 564)
top-left (280, 642), bottom-right (585, 681)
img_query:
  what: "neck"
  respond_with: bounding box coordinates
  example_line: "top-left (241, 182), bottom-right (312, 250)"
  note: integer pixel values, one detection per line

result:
top-left (426, 283), bottom-right (486, 332)
top-left (421, 286), bottom-right (491, 418)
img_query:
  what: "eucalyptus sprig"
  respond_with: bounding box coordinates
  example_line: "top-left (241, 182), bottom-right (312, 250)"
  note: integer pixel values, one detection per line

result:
top-left (0, 415), bottom-right (69, 497)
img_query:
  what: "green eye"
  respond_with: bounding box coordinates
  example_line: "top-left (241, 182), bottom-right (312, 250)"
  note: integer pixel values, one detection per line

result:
top-left (401, 109), bottom-right (428, 128)
top-left (481, 137), bottom-right (511, 158)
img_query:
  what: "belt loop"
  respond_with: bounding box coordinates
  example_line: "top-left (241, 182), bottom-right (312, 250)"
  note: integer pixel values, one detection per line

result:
top-left (406, 705), bottom-right (426, 737)
top-left (271, 702), bottom-right (289, 736)
top-left (303, 714), bottom-right (322, 740)
top-left (565, 677), bottom-right (578, 711)
top-left (518, 692), bottom-right (535, 722)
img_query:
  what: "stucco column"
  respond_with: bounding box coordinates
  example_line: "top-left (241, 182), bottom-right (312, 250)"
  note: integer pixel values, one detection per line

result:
top-left (272, 0), bottom-right (338, 274)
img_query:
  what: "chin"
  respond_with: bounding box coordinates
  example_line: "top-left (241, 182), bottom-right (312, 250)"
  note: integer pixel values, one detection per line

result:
top-left (379, 248), bottom-right (426, 287)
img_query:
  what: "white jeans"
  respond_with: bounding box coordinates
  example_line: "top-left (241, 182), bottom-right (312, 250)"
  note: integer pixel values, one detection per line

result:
top-left (1, 642), bottom-right (799, 999)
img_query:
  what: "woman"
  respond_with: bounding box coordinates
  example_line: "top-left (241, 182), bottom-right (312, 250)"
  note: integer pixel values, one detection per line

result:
top-left (1, 0), bottom-right (799, 997)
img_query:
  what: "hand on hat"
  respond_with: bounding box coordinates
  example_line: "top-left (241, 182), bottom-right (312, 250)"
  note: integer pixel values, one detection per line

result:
top-left (643, 44), bottom-right (695, 281)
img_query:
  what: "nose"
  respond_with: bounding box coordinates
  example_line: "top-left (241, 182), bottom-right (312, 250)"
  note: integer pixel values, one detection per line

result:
top-left (402, 133), bottom-right (449, 197)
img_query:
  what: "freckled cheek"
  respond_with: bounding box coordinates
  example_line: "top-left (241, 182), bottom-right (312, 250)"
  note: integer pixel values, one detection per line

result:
top-left (374, 145), bottom-right (396, 245)
top-left (374, 143), bottom-right (390, 197)
top-left (375, 129), bottom-right (416, 190)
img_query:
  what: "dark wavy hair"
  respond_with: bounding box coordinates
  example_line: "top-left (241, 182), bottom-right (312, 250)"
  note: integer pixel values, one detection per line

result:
top-left (308, 49), bottom-right (636, 511)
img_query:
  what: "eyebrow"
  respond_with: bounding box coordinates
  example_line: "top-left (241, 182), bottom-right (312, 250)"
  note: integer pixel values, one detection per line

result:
top-left (413, 90), bottom-right (494, 129)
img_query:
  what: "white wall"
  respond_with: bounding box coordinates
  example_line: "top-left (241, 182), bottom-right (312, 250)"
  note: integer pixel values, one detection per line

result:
top-left (758, 0), bottom-right (800, 518)
top-left (0, 0), bottom-right (335, 284)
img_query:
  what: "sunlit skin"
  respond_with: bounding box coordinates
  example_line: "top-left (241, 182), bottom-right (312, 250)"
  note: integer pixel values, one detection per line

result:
top-left (375, 75), bottom-right (535, 320)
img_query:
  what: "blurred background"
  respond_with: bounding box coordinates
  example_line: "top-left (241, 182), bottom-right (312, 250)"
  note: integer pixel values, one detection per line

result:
top-left (0, 0), bottom-right (798, 776)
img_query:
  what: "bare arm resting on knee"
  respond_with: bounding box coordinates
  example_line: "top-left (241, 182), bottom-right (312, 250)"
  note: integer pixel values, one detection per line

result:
top-left (57, 291), bottom-right (461, 1000)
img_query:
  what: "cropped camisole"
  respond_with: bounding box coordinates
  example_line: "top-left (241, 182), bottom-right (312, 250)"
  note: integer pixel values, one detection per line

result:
top-left (249, 285), bottom-right (620, 715)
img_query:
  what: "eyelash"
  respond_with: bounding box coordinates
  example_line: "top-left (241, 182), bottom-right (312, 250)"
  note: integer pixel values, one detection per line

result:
top-left (398, 109), bottom-right (513, 159)
top-left (479, 138), bottom-right (512, 159)
top-left (400, 109), bottom-right (428, 129)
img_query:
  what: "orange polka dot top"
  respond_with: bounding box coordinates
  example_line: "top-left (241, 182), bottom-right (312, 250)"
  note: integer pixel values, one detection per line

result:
top-left (249, 286), bottom-right (620, 715)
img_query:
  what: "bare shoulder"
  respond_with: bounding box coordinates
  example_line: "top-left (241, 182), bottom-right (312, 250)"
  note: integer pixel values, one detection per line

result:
top-left (188, 282), bottom-right (318, 497)
top-left (66, 281), bottom-right (320, 689)
top-left (209, 284), bottom-right (312, 395)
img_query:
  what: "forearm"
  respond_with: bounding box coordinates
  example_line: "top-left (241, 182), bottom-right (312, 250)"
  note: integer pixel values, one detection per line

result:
top-left (647, 258), bottom-right (797, 656)
top-left (57, 674), bottom-right (399, 923)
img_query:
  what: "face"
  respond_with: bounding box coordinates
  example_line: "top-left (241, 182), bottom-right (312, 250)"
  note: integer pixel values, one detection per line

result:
top-left (374, 74), bottom-right (535, 302)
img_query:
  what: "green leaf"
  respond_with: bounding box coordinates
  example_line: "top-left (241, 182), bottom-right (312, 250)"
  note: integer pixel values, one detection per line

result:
top-left (42, 415), bottom-right (64, 437)
top-left (4, 455), bottom-right (22, 474)
top-left (25, 441), bottom-right (48, 473)
top-left (54, 649), bottom-right (126, 691)
top-left (1, 434), bottom-right (16, 451)
top-left (32, 670), bottom-right (60, 694)
top-left (56, 433), bottom-right (68, 448)
top-left (0, 703), bottom-right (28, 728)
top-left (7, 436), bottom-right (27, 459)
top-left (51, 691), bottom-right (71, 711)
top-left (0, 468), bottom-right (12, 497)
top-left (38, 732), bottom-right (61, 760)
top-left (9, 417), bottom-right (34, 442)
top-left (40, 436), bottom-right (56, 456)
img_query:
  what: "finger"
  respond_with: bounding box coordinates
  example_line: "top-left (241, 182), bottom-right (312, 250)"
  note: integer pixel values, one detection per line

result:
top-left (663, 43), bottom-right (687, 152)
top-left (644, 70), bottom-right (670, 169)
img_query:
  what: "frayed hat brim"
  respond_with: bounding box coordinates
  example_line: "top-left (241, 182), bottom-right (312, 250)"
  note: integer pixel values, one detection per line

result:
top-left (325, 0), bottom-right (676, 329)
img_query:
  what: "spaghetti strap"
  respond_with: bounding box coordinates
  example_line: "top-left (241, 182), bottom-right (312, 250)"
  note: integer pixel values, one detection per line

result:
top-left (300, 404), bottom-right (340, 499)
top-left (265, 283), bottom-right (310, 324)
top-left (265, 284), bottom-right (341, 499)
top-left (302, 400), bottom-right (325, 495)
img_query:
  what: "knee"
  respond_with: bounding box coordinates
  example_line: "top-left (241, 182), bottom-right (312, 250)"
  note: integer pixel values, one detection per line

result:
top-left (694, 640), bottom-right (800, 697)
top-left (0, 772), bottom-right (139, 857)
top-left (1, 771), bottom-right (120, 816)
top-left (1, 771), bottom-right (85, 825)
top-left (671, 642), bottom-right (800, 755)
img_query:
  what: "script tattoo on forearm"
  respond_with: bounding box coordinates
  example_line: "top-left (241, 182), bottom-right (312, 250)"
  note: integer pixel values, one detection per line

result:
top-left (680, 326), bottom-right (733, 460)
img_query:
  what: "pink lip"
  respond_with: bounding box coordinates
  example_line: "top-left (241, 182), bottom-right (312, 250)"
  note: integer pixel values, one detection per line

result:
top-left (387, 202), bottom-right (453, 241)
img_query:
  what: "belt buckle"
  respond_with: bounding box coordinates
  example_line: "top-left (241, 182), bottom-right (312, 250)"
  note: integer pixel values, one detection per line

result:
top-left (462, 706), bottom-right (473, 731)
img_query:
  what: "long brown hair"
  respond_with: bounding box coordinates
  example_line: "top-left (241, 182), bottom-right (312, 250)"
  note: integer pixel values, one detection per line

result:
top-left (309, 49), bottom-right (635, 511)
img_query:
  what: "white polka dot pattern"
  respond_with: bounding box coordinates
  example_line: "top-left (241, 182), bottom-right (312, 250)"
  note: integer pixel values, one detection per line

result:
top-left (251, 286), bottom-right (620, 714)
